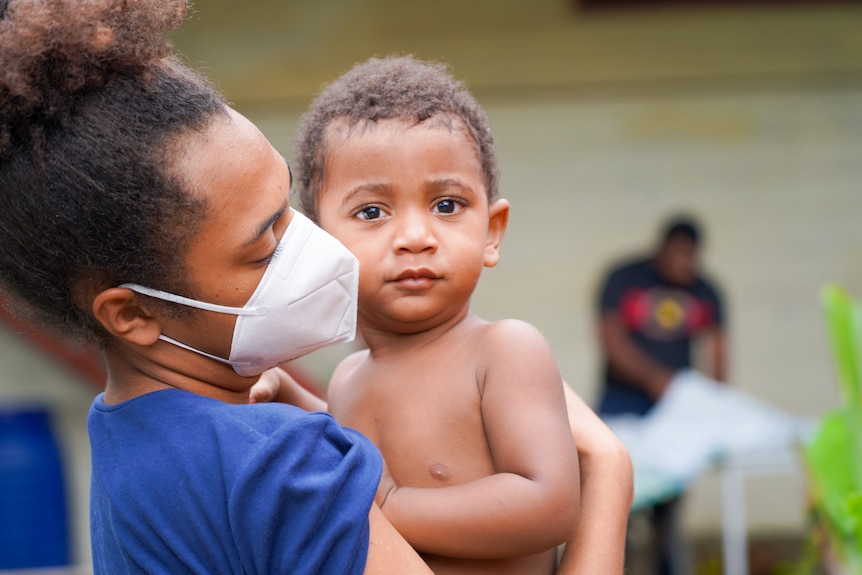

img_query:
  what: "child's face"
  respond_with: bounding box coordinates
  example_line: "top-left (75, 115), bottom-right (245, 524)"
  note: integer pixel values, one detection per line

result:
top-left (316, 117), bottom-right (508, 334)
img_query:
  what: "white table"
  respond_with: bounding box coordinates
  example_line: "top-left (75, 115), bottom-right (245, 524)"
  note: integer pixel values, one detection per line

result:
top-left (607, 371), bottom-right (812, 575)
top-left (718, 445), bottom-right (802, 575)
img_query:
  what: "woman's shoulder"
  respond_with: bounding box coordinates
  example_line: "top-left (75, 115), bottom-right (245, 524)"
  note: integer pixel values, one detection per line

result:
top-left (217, 396), bottom-right (380, 468)
top-left (91, 388), bottom-right (379, 469)
top-left (91, 391), bottom-right (381, 574)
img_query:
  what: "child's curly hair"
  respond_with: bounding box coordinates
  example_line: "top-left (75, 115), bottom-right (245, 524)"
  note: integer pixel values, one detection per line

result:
top-left (293, 55), bottom-right (500, 223)
top-left (0, 0), bottom-right (227, 343)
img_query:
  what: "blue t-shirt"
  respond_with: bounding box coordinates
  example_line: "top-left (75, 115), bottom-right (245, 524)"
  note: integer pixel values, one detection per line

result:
top-left (88, 389), bottom-right (382, 575)
top-left (597, 257), bottom-right (724, 416)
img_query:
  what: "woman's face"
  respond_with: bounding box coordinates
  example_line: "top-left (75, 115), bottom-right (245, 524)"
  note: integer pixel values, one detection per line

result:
top-left (158, 107), bottom-right (293, 365)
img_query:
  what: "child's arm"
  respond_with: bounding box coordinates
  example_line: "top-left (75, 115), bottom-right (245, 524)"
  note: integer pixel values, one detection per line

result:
top-left (556, 384), bottom-right (632, 575)
top-left (249, 367), bottom-right (328, 412)
top-left (251, 369), bottom-right (433, 574)
top-left (377, 320), bottom-right (580, 559)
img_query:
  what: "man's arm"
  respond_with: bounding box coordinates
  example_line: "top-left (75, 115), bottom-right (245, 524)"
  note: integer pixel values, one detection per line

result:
top-left (699, 326), bottom-right (728, 382)
top-left (556, 384), bottom-right (632, 575)
top-left (600, 311), bottom-right (674, 401)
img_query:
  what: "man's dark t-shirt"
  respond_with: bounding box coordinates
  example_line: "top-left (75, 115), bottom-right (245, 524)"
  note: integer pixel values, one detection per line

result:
top-left (597, 257), bottom-right (724, 416)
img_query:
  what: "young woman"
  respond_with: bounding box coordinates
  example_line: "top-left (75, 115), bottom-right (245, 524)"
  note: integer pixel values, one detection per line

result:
top-left (0, 1), bottom-right (430, 573)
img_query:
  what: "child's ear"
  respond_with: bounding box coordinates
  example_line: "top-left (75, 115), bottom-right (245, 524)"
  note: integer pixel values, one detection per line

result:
top-left (484, 198), bottom-right (510, 268)
top-left (92, 287), bottom-right (163, 346)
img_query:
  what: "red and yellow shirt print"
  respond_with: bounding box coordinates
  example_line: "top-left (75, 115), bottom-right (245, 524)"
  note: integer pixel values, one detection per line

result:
top-left (620, 286), bottom-right (718, 342)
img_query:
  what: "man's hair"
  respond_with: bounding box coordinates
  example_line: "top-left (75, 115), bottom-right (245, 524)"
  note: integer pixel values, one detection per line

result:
top-left (0, 0), bottom-right (227, 343)
top-left (661, 215), bottom-right (701, 246)
top-left (293, 54), bottom-right (499, 223)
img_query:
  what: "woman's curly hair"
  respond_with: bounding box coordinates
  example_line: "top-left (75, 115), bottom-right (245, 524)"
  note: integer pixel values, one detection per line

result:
top-left (293, 55), bottom-right (500, 223)
top-left (0, 0), bottom-right (227, 343)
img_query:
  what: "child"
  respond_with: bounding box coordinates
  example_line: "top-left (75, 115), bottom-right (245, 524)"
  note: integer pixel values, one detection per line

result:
top-left (0, 2), bottom-right (436, 573)
top-left (289, 55), bottom-right (628, 574)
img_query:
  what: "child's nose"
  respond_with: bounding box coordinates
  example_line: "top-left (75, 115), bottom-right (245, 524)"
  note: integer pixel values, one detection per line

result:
top-left (393, 209), bottom-right (438, 253)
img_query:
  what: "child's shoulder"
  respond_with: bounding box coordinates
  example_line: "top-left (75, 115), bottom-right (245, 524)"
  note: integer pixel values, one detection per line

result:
top-left (472, 318), bottom-right (564, 403)
top-left (326, 348), bottom-right (371, 403)
top-left (478, 317), bottom-right (550, 347)
top-left (470, 317), bottom-right (556, 365)
top-left (332, 348), bottom-right (370, 380)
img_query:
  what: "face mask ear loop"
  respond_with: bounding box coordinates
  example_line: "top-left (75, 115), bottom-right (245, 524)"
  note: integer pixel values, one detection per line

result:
top-left (119, 283), bottom-right (267, 316)
top-left (157, 334), bottom-right (258, 371)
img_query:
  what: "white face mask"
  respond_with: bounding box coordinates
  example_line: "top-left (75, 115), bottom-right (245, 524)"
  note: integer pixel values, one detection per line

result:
top-left (121, 209), bottom-right (359, 377)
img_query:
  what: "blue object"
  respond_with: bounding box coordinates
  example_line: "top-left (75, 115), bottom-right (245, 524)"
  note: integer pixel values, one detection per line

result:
top-left (89, 389), bottom-right (381, 574)
top-left (0, 407), bottom-right (70, 568)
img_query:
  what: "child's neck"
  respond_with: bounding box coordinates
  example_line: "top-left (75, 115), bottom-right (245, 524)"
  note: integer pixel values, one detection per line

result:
top-left (360, 307), bottom-right (480, 358)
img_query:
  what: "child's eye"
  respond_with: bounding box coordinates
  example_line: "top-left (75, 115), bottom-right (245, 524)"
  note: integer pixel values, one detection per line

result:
top-left (433, 198), bottom-right (465, 215)
top-left (355, 205), bottom-right (385, 220)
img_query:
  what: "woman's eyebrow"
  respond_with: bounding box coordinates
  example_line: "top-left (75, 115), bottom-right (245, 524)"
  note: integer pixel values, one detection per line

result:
top-left (244, 205), bottom-right (287, 248)
top-left (282, 155), bottom-right (293, 192)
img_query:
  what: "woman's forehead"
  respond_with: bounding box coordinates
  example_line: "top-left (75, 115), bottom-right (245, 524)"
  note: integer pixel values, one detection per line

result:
top-left (178, 111), bottom-right (290, 236)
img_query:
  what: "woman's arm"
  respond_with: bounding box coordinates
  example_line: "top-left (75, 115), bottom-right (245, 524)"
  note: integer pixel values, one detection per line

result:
top-left (557, 384), bottom-right (633, 575)
top-left (364, 504), bottom-right (435, 575)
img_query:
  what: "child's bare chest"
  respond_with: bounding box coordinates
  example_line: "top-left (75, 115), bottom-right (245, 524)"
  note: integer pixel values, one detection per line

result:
top-left (341, 352), bottom-right (495, 487)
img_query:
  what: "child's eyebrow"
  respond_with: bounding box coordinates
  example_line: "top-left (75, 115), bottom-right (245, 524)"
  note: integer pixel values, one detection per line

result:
top-left (339, 182), bottom-right (391, 206)
top-left (428, 177), bottom-right (476, 194)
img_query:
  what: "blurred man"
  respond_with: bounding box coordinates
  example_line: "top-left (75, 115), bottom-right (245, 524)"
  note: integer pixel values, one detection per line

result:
top-left (596, 215), bottom-right (727, 575)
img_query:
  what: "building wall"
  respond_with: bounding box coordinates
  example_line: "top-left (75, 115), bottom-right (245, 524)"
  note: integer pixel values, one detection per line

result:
top-left (174, 0), bottom-right (862, 105)
top-left (268, 81), bottom-right (861, 536)
top-left (204, 0), bottom-right (862, 531)
top-left (180, 0), bottom-right (861, 536)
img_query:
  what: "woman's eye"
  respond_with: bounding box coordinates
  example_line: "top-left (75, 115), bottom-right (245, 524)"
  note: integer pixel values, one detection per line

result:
top-left (434, 199), bottom-right (463, 215)
top-left (257, 251), bottom-right (276, 266)
top-left (356, 206), bottom-right (383, 220)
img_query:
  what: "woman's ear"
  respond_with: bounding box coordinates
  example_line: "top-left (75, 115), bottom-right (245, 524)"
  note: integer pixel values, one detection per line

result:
top-left (484, 198), bottom-right (510, 268)
top-left (92, 287), bottom-right (162, 346)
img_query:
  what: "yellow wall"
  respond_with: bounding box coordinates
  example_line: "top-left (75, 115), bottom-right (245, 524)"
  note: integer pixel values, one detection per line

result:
top-left (173, 0), bottom-right (862, 104)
